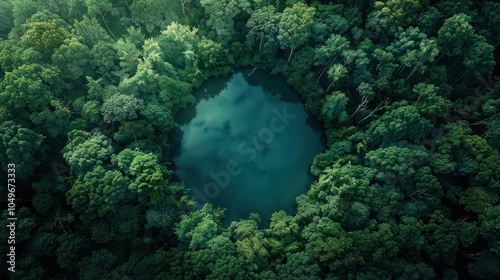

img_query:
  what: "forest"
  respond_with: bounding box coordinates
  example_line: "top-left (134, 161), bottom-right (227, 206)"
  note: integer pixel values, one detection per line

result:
top-left (0, 0), bottom-right (499, 279)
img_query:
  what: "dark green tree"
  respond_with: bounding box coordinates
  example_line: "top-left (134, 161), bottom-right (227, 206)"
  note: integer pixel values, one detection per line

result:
top-left (0, 121), bottom-right (45, 179)
top-left (277, 2), bottom-right (315, 61)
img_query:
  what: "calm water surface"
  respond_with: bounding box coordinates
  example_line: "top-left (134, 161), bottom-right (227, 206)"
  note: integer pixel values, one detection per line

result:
top-left (173, 69), bottom-right (324, 226)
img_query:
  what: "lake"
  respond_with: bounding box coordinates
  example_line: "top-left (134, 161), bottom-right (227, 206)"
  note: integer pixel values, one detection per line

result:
top-left (172, 68), bottom-right (325, 227)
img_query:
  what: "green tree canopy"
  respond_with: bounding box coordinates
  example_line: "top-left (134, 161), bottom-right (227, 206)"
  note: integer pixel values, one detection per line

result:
top-left (0, 121), bottom-right (45, 179)
top-left (277, 2), bottom-right (315, 61)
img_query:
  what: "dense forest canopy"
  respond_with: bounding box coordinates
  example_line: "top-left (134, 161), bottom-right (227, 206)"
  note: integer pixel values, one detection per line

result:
top-left (0, 0), bottom-right (499, 279)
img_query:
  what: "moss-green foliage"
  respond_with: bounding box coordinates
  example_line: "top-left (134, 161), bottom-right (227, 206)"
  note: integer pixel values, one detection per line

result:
top-left (0, 0), bottom-right (499, 279)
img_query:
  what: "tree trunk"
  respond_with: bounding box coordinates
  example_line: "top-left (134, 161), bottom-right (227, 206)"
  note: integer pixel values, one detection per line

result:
top-left (124, 0), bottom-right (132, 17)
top-left (325, 80), bottom-right (335, 93)
top-left (287, 48), bottom-right (294, 62)
top-left (317, 54), bottom-right (339, 81)
top-left (100, 13), bottom-right (117, 40)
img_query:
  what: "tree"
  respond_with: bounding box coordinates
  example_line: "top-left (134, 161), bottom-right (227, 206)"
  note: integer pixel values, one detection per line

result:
top-left (117, 148), bottom-right (173, 204)
top-left (387, 27), bottom-right (439, 81)
top-left (324, 64), bottom-right (348, 93)
top-left (314, 34), bottom-right (350, 81)
top-left (62, 130), bottom-right (114, 175)
top-left (1, 207), bottom-right (36, 243)
top-left (207, 255), bottom-right (258, 280)
top-left (196, 38), bottom-right (230, 76)
top-left (435, 0), bottom-right (473, 19)
top-left (7, 256), bottom-right (45, 279)
top-left (73, 16), bottom-right (113, 47)
top-left (322, 90), bottom-right (349, 123)
top-left (56, 233), bottom-right (87, 271)
top-left (303, 217), bottom-right (364, 273)
top-left (268, 210), bottom-right (300, 260)
top-left (32, 191), bottom-right (55, 214)
top-left (430, 121), bottom-right (475, 175)
top-left (200, 0), bottom-right (250, 42)
top-left (52, 37), bottom-right (92, 79)
top-left (66, 165), bottom-right (130, 221)
top-left (26, 231), bottom-right (59, 257)
top-left (29, 99), bottom-right (72, 138)
top-left (276, 252), bottom-right (321, 279)
top-left (24, 21), bottom-right (71, 59)
top-left (101, 93), bottom-right (144, 123)
top-left (90, 41), bottom-right (119, 80)
top-left (119, 38), bottom-right (195, 108)
top-left (175, 204), bottom-right (224, 251)
top-left (246, 5), bottom-right (279, 53)
top-left (459, 187), bottom-right (499, 214)
top-left (415, 6), bottom-right (442, 36)
top-left (145, 200), bottom-right (180, 229)
top-left (157, 23), bottom-right (202, 81)
top-left (373, 0), bottom-right (428, 30)
top-left (412, 83), bottom-right (452, 122)
top-left (480, 1), bottom-right (500, 46)
top-left (228, 217), bottom-right (269, 265)
top-left (341, 201), bottom-right (370, 231)
top-left (463, 135), bottom-right (500, 190)
top-left (310, 140), bottom-right (353, 176)
top-left (104, 204), bottom-right (143, 241)
top-left (437, 13), bottom-right (475, 57)
top-left (423, 210), bottom-right (459, 265)
top-left (116, 244), bottom-right (189, 279)
top-left (395, 261), bottom-right (435, 280)
top-left (10, 0), bottom-right (38, 38)
top-left (130, 0), bottom-right (179, 34)
top-left (365, 144), bottom-right (428, 184)
top-left (0, 0), bottom-right (14, 39)
top-left (84, 0), bottom-right (118, 40)
top-left (1, 64), bottom-right (54, 113)
top-left (366, 102), bottom-right (433, 145)
top-left (313, 4), bottom-right (353, 42)
top-left (78, 249), bottom-right (118, 280)
top-left (469, 250), bottom-right (500, 280)
top-left (113, 120), bottom-right (155, 144)
top-left (307, 163), bottom-right (376, 223)
top-left (463, 36), bottom-right (495, 77)
top-left (395, 216), bottom-right (425, 252)
top-left (373, 48), bottom-right (397, 80)
top-left (277, 2), bottom-right (315, 61)
top-left (115, 34), bottom-right (141, 76)
top-left (139, 101), bottom-right (175, 130)
top-left (0, 121), bottom-right (45, 179)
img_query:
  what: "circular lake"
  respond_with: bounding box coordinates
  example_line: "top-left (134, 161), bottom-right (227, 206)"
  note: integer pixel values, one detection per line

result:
top-left (173, 69), bottom-right (325, 226)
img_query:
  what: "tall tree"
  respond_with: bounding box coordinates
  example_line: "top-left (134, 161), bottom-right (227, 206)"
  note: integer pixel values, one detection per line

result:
top-left (52, 37), bottom-right (92, 79)
top-left (84, 0), bottom-right (118, 40)
top-left (277, 2), bottom-right (315, 61)
top-left (387, 27), bottom-right (438, 81)
top-left (24, 21), bottom-right (71, 59)
top-left (0, 0), bottom-right (14, 39)
top-left (200, 0), bottom-right (250, 42)
top-left (322, 90), bottom-right (349, 123)
top-left (246, 5), bottom-right (279, 53)
top-left (130, 0), bottom-right (179, 34)
top-left (437, 13), bottom-right (475, 57)
top-left (314, 34), bottom-right (350, 81)
top-left (366, 102), bottom-right (433, 145)
top-left (0, 121), bottom-right (45, 179)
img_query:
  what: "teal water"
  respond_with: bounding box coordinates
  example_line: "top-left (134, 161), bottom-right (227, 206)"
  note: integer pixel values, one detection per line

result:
top-left (173, 69), bottom-right (325, 226)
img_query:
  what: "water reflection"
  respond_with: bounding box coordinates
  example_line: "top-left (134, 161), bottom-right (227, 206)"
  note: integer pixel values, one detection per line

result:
top-left (173, 69), bottom-right (325, 227)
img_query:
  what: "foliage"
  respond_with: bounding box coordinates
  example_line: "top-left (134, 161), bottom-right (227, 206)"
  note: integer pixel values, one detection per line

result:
top-left (0, 121), bottom-right (45, 179)
top-left (0, 1), bottom-right (498, 279)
